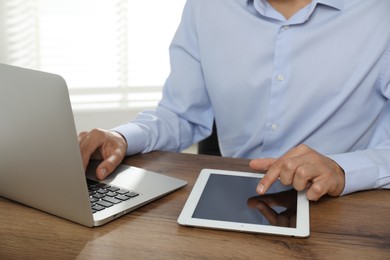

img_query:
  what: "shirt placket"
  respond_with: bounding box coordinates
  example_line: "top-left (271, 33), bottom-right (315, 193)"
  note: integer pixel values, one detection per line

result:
top-left (262, 23), bottom-right (292, 155)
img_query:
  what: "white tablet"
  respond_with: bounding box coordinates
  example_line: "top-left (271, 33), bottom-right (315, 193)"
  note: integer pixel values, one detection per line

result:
top-left (178, 169), bottom-right (310, 237)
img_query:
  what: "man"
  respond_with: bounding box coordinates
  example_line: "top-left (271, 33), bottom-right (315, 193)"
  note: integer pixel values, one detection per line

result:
top-left (78, 0), bottom-right (390, 201)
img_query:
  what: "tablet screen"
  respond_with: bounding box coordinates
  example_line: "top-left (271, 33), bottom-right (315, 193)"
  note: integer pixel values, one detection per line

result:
top-left (192, 173), bottom-right (297, 228)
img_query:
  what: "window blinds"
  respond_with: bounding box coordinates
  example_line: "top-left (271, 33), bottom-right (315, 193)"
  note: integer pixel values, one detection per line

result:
top-left (0, 0), bottom-right (185, 111)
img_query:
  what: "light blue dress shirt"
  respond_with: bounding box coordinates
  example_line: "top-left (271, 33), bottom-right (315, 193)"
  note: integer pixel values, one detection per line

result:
top-left (113, 0), bottom-right (390, 195)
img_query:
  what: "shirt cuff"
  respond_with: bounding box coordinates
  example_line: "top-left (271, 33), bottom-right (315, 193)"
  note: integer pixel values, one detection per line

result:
top-left (328, 152), bottom-right (379, 196)
top-left (111, 123), bottom-right (148, 156)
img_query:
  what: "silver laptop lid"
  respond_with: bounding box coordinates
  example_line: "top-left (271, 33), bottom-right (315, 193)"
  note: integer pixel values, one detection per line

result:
top-left (0, 64), bottom-right (94, 226)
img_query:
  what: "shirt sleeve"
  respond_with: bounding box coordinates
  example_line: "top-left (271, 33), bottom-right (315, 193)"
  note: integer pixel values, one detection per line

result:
top-left (328, 101), bottom-right (390, 195)
top-left (113, 0), bottom-right (213, 155)
top-left (329, 42), bottom-right (390, 195)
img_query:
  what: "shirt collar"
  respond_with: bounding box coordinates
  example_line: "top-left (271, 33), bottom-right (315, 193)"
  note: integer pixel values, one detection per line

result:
top-left (247, 0), bottom-right (344, 11)
top-left (315, 0), bottom-right (344, 11)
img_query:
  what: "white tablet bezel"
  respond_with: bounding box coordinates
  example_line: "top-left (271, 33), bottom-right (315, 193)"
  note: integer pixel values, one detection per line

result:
top-left (178, 169), bottom-right (310, 237)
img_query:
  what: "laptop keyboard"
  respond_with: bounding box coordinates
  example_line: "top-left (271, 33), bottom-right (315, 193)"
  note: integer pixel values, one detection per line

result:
top-left (87, 179), bottom-right (139, 214)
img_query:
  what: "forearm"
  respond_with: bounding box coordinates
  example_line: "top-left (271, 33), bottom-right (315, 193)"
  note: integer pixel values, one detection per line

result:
top-left (112, 105), bottom-right (213, 156)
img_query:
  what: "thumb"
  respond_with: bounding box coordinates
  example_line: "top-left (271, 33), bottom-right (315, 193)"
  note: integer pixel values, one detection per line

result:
top-left (96, 166), bottom-right (108, 180)
top-left (96, 154), bottom-right (122, 180)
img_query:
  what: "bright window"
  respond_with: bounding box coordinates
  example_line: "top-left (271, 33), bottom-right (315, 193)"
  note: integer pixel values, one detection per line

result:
top-left (0, 0), bottom-right (185, 111)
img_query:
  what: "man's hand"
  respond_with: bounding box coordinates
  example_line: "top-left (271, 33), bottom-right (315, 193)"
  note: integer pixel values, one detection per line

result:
top-left (249, 144), bottom-right (345, 201)
top-left (78, 128), bottom-right (127, 180)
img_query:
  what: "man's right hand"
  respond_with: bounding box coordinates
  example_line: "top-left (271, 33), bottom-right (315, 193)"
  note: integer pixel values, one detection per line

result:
top-left (78, 128), bottom-right (127, 180)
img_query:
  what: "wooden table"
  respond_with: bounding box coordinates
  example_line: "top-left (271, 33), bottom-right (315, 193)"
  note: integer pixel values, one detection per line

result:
top-left (0, 151), bottom-right (389, 259)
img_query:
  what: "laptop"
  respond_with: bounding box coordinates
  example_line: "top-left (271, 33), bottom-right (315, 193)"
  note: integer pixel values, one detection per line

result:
top-left (0, 63), bottom-right (187, 227)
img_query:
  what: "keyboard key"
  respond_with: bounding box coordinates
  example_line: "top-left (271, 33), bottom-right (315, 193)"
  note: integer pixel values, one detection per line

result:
top-left (90, 197), bottom-right (99, 203)
top-left (116, 189), bottom-right (129, 195)
top-left (93, 193), bottom-right (105, 199)
top-left (103, 196), bottom-right (122, 204)
top-left (126, 191), bottom-right (139, 198)
top-left (106, 191), bottom-right (118, 197)
top-left (96, 200), bottom-right (114, 208)
top-left (115, 195), bottom-right (130, 201)
top-left (92, 204), bottom-right (105, 212)
top-left (107, 186), bottom-right (120, 192)
top-left (97, 188), bottom-right (108, 194)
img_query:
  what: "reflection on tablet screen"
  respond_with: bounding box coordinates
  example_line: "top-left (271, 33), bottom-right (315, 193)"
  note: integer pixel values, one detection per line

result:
top-left (192, 174), bottom-right (297, 228)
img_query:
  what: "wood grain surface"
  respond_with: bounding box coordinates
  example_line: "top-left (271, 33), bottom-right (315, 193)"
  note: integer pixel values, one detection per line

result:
top-left (0, 151), bottom-right (389, 259)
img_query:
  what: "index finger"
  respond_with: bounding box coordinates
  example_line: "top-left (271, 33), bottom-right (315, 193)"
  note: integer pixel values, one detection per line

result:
top-left (249, 158), bottom-right (277, 194)
top-left (257, 145), bottom-right (311, 194)
top-left (257, 161), bottom-right (283, 194)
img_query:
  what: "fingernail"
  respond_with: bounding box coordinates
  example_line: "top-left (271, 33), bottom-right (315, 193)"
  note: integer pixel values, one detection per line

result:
top-left (99, 168), bottom-right (107, 179)
top-left (257, 184), bottom-right (264, 194)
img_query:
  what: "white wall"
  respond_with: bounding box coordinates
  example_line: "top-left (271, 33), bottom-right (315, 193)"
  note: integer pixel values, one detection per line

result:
top-left (72, 109), bottom-right (141, 133)
top-left (0, 1), bottom-right (6, 62)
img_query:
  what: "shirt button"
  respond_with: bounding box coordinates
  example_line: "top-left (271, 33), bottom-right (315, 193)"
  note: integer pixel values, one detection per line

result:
top-left (276, 74), bottom-right (285, 81)
top-left (281, 25), bottom-right (290, 30)
top-left (271, 124), bottom-right (279, 131)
